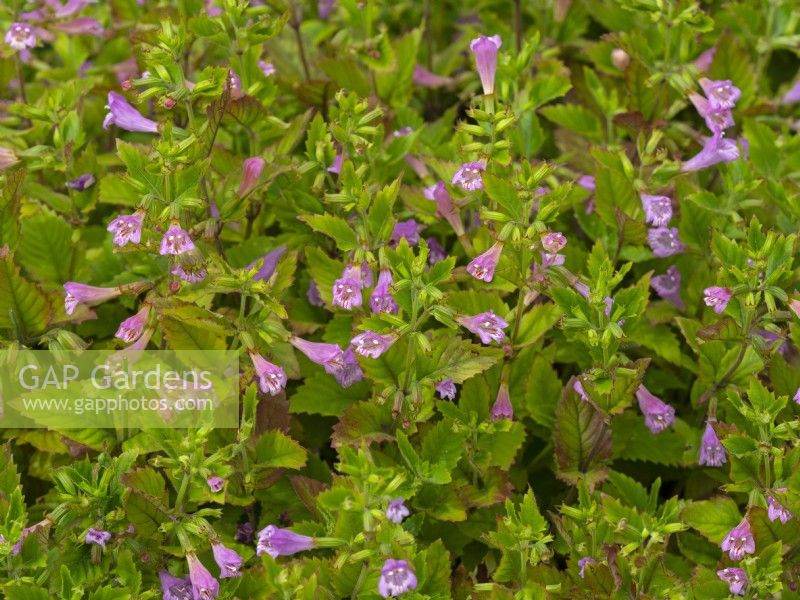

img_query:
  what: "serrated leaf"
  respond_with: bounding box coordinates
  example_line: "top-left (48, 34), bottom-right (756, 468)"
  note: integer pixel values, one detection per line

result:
top-left (254, 431), bottom-right (307, 469)
top-left (0, 247), bottom-right (51, 336)
top-left (290, 374), bottom-right (369, 417)
top-left (682, 497), bottom-right (741, 544)
top-left (540, 104), bottom-right (603, 143)
top-left (18, 214), bottom-right (73, 283)
top-left (300, 214), bottom-right (357, 251)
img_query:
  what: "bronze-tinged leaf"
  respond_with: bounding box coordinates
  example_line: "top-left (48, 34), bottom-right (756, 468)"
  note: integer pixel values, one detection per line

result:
top-left (331, 401), bottom-right (394, 448)
top-left (553, 377), bottom-right (612, 489)
top-left (288, 475), bottom-right (329, 518)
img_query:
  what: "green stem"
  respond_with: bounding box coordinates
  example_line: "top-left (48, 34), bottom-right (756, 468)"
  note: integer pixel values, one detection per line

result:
top-left (175, 470), bottom-right (191, 512)
top-left (15, 54), bottom-right (28, 105)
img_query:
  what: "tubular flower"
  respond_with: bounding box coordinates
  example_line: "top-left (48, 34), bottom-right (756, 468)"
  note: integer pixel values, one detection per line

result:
top-left (333, 264), bottom-right (364, 310)
top-left (107, 211), bottom-right (144, 247)
top-left (457, 311), bottom-right (508, 345)
top-left (114, 305), bottom-right (151, 343)
top-left (703, 286), bottom-right (732, 314)
top-left (351, 331), bottom-right (395, 359)
top-left (720, 518), bottom-right (755, 560)
top-left (635, 385), bottom-right (675, 434)
top-left (63, 283), bottom-right (122, 315)
top-left (467, 243), bottom-right (503, 282)
top-left (641, 194), bottom-right (673, 227)
top-left (160, 224), bottom-right (195, 255)
top-left (103, 92), bottom-right (159, 133)
top-left (452, 160), bottom-right (486, 191)
top-left (256, 525), bottom-right (315, 558)
top-left (698, 421), bottom-right (726, 467)
top-left (490, 383), bottom-right (513, 421)
top-left (386, 499), bottom-right (410, 524)
top-left (250, 353), bottom-right (287, 396)
top-left (469, 35), bottom-right (502, 95)
top-left (378, 559), bottom-right (418, 598)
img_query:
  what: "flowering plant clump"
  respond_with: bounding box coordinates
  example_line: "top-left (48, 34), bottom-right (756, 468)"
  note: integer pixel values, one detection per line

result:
top-left (2, 0), bottom-right (800, 598)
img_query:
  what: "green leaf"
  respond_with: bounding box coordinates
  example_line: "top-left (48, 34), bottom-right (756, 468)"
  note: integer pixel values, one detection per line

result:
top-left (553, 382), bottom-right (612, 488)
top-left (254, 431), bottom-right (307, 469)
top-left (0, 247), bottom-right (51, 336)
top-left (116, 139), bottom-right (162, 199)
top-left (540, 104), bottom-right (603, 143)
top-left (3, 586), bottom-right (51, 600)
top-left (18, 214), bottom-right (73, 284)
top-left (290, 374), bottom-right (369, 417)
top-left (529, 75), bottom-right (572, 108)
top-left (299, 214), bottom-right (357, 251)
top-left (682, 497), bottom-right (741, 543)
top-left (482, 172), bottom-right (521, 218)
top-left (515, 303), bottom-right (562, 348)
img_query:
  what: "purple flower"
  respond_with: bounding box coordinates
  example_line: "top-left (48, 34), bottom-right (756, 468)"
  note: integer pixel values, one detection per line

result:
top-left (573, 379), bottom-right (589, 402)
top-left (425, 181), bottom-right (463, 235)
top-left (378, 559), bottom-right (418, 598)
top-left (577, 557), bottom-right (596, 578)
top-left (717, 567), bottom-right (747, 596)
top-left (248, 246), bottom-right (286, 283)
top-left (334, 347), bottom-right (364, 387)
top-left (386, 499), bottom-right (410, 524)
top-left (333, 264), bottom-right (364, 310)
top-left (212, 542), bottom-right (244, 578)
top-left (107, 211), bottom-right (144, 247)
top-left (259, 61), bottom-right (276, 77)
top-left (207, 476), bottom-right (224, 493)
top-left (186, 552), bottom-right (219, 600)
top-left (391, 219), bottom-right (423, 246)
top-left (427, 238), bottom-right (447, 264)
top-left (250, 352), bottom-right (287, 396)
top-left (5, 23), bottom-right (36, 51)
top-left (647, 227), bottom-right (685, 258)
top-left (160, 571), bottom-right (193, 600)
top-left (318, 0), bottom-right (336, 19)
top-left (115, 305), bottom-right (150, 343)
top-left (412, 64), bottom-right (452, 88)
top-left (291, 337), bottom-right (345, 373)
top-left (541, 251), bottom-right (565, 267)
top-left (651, 266), bottom-right (684, 309)
top-left (103, 92), bottom-right (159, 133)
top-left (694, 47), bottom-right (716, 73)
top-left (327, 154), bottom-right (343, 174)
top-left (721, 518), bottom-right (755, 560)
top-left (542, 232), bottom-right (567, 254)
top-left (85, 528), bottom-right (112, 548)
top-left (238, 157), bottom-right (265, 197)
top-left (699, 78), bottom-right (741, 111)
top-left (689, 93), bottom-right (734, 134)
top-left (703, 286), bottom-right (732, 314)
top-left (767, 491), bottom-right (793, 524)
top-left (227, 69), bottom-right (243, 100)
top-left (467, 243), bottom-right (503, 282)
top-left (490, 383), bottom-right (513, 421)
top-left (307, 279), bottom-right (324, 306)
top-left (0, 147), bottom-right (18, 171)
top-left (681, 134), bottom-right (740, 172)
top-left (351, 331), bottom-right (395, 358)
top-left (436, 379), bottom-right (457, 400)
top-left (782, 80), bottom-right (800, 105)
top-left (452, 160), bottom-right (486, 191)
top-left (457, 311), bottom-right (508, 345)
top-left (160, 224), bottom-right (195, 255)
top-left (235, 522), bottom-right (255, 544)
top-left (641, 194), bottom-right (673, 227)
top-left (63, 283), bottom-right (122, 315)
top-left (698, 422), bottom-right (726, 467)
top-left (635, 385), bottom-right (675, 434)
top-left (171, 262), bottom-right (207, 283)
top-left (53, 17), bottom-right (104, 35)
top-left (795, 387), bottom-right (800, 405)
top-left (256, 525), bottom-right (315, 558)
top-left (370, 270), bottom-right (399, 314)
top-left (66, 174), bottom-right (95, 191)
top-left (577, 175), bottom-right (595, 192)
top-left (470, 35), bottom-right (502, 95)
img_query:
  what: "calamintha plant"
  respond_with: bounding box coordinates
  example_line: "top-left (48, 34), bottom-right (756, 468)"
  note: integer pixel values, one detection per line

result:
top-left (1, 0), bottom-right (800, 598)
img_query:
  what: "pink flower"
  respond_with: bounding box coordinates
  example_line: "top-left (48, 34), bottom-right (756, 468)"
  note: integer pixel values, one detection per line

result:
top-left (160, 224), bottom-right (195, 255)
top-left (248, 246), bottom-right (287, 282)
top-left (114, 305), bottom-right (150, 343)
top-left (698, 421), bottom-right (726, 467)
top-left (469, 35), bottom-right (502, 95)
top-left (0, 147), bottom-right (19, 171)
top-left (635, 385), bottom-right (675, 434)
top-left (290, 337), bottom-right (344, 372)
top-left (212, 542), bottom-right (244, 578)
top-left (541, 232), bottom-right (567, 254)
top-left (689, 93), bottom-right (734, 134)
top-left (467, 243), bottom-right (503, 282)
top-left (318, 0), bottom-right (336, 19)
top-left (694, 47), bottom-right (716, 73)
top-left (703, 286), bottom-right (732, 314)
top-left (425, 181), bottom-right (463, 235)
top-left (370, 270), bottom-right (399, 314)
top-left (427, 238), bottom-right (447, 264)
top-left (412, 64), bottom-right (452, 88)
top-left (650, 266), bottom-right (684, 309)
top-left (63, 283), bottom-right (122, 315)
top-left (452, 160), bottom-right (486, 191)
top-left (490, 383), bottom-right (513, 421)
top-left (457, 311), bottom-right (508, 345)
top-left (717, 568), bottom-right (747, 596)
top-left (327, 154), bottom-right (343, 174)
top-left (782, 80), bottom-right (800, 105)
top-left (238, 157), bottom-right (265, 197)
top-left (720, 518), bottom-right (755, 560)
top-left (5, 23), bottom-right (36, 51)
top-left (171, 262), bottom-right (207, 283)
top-left (259, 60), bottom-right (276, 77)
top-left (103, 92), bottom-right (159, 133)
top-left (767, 491), bottom-right (793, 524)
top-left (333, 264), bottom-right (363, 310)
top-left (351, 331), bottom-right (395, 358)
top-left (207, 476), bottom-right (224, 493)
top-left (160, 571), bottom-right (192, 599)
top-left (52, 17), bottom-right (104, 36)
top-left (227, 69), bottom-right (243, 99)
top-left (391, 219), bottom-right (423, 246)
top-left (641, 194), bottom-right (673, 227)
top-left (107, 211), bottom-right (144, 247)
top-left (250, 353), bottom-right (287, 396)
